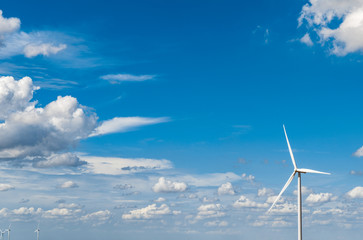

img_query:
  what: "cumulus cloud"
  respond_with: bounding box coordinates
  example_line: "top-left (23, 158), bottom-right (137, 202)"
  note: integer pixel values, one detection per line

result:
top-left (306, 193), bottom-right (335, 204)
top-left (233, 195), bottom-right (268, 208)
top-left (195, 204), bottom-right (225, 220)
top-left (90, 117), bottom-right (170, 137)
top-left (24, 43), bottom-right (67, 58)
top-left (82, 156), bottom-right (172, 175)
top-left (100, 74), bottom-right (155, 84)
top-left (59, 181), bottom-right (78, 189)
top-left (0, 76), bottom-right (38, 119)
top-left (0, 184), bottom-right (14, 191)
top-left (122, 204), bottom-right (171, 220)
top-left (33, 153), bottom-right (86, 168)
top-left (0, 10), bottom-right (20, 35)
top-left (12, 207), bottom-right (42, 216)
top-left (152, 177), bottom-right (187, 193)
top-left (299, 0), bottom-right (363, 55)
top-left (0, 77), bottom-right (168, 164)
top-left (347, 186), bottom-right (363, 198)
top-left (217, 182), bottom-right (235, 196)
top-left (43, 208), bottom-right (73, 218)
top-left (0, 77), bottom-right (97, 159)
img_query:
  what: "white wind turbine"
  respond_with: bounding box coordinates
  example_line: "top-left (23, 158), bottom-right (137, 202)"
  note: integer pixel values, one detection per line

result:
top-left (0, 230), bottom-right (4, 240)
top-left (34, 224), bottom-right (40, 240)
top-left (268, 125), bottom-right (331, 240)
top-left (5, 225), bottom-right (10, 240)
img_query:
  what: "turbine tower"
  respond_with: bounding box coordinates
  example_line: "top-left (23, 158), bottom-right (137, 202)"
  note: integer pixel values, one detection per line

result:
top-left (268, 125), bottom-right (331, 240)
top-left (5, 225), bottom-right (10, 240)
top-left (34, 224), bottom-right (40, 240)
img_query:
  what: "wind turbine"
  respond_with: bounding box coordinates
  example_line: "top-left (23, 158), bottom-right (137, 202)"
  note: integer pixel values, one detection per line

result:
top-left (0, 230), bottom-right (5, 240)
top-left (268, 125), bottom-right (330, 240)
top-left (5, 225), bottom-right (10, 240)
top-left (34, 224), bottom-right (40, 240)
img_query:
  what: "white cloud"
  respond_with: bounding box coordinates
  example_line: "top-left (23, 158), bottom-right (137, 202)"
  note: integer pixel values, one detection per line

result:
top-left (0, 10), bottom-right (66, 59)
top-left (300, 33), bottom-right (313, 46)
top-left (0, 184), bottom-right (14, 191)
top-left (90, 117), bottom-right (170, 137)
top-left (122, 204), bottom-right (171, 220)
top-left (217, 182), bottom-right (235, 196)
top-left (353, 146), bottom-right (363, 157)
top-left (81, 210), bottom-right (111, 222)
top-left (24, 43), bottom-right (67, 58)
top-left (241, 173), bottom-right (255, 182)
top-left (154, 197), bottom-right (166, 203)
top-left (195, 204), bottom-right (225, 220)
top-left (82, 156), bottom-right (172, 175)
top-left (0, 10), bottom-right (20, 35)
top-left (266, 195), bottom-right (284, 204)
top-left (0, 77), bottom-right (97, 159)
top-left (100, 74), bottom-right (155, 84)
top-left (299, 0), bottom-right (363, 55)
top-left (43, 208), bottom-right (73, 218)
top-left (258, 188), bottom-right (274, 197)
top-left (33, 153), bottom-right (86, 168)
top-left (152, 177), bottom-right (187, 193)
top-left (269, 202), bottom-right (297, 214)
top-left (306, 193), bottom-right (335, 204)
top-left (59, 181), bottom-right (78, 189)
top-left (347, 186), bottom-right (363, 198)
top-left (0, 76), bottom-right (38, 119)
top-left (313, 208), bottom-right (344, 215)
top-left (12, 207), bottom-right (42, 216)
top-left (233, 195), bottom-right (268, 208)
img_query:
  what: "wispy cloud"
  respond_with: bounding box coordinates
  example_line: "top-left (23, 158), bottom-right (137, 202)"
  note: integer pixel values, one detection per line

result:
top-left (90, 117), bottom-right (170, 137)
top-left (24, 43), bottom-right (67, 58)
top-left (81, 156), bottom-right (173, 175)
top-left (100, 73), bottom-right (156, 84)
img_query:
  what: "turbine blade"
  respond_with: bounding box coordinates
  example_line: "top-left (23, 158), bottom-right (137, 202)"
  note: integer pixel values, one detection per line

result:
top-left (298, 168), bottom-right (330, 175)
top-left (283, 125), bottom-right (297, 169)
top-left (267, 171), bottom-right (296, 213)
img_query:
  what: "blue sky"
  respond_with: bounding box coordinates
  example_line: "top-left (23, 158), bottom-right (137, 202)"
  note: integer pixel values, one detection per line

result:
top-left (0, 1), bottom-right (363, 239)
